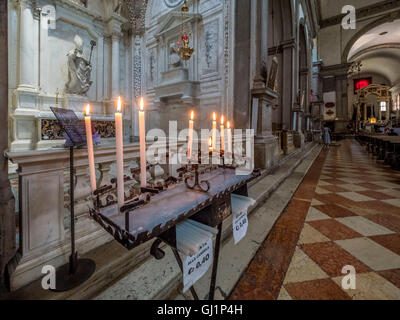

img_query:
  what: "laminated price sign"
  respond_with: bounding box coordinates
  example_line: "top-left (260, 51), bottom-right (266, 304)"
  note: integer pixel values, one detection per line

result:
top-left (233, 211), bottom-right (248, 244)
top-left (182, 238), bottom-right (213, 293)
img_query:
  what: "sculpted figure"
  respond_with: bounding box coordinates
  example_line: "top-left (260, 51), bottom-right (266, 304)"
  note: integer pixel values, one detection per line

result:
top-left (66, 35), bottom-right (93, 95)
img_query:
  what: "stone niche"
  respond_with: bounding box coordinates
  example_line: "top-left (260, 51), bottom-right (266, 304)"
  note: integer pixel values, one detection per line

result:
top-left (9, 1), bottom-right (129, 151)
top-left (152, 11), bottom-right (202, 132)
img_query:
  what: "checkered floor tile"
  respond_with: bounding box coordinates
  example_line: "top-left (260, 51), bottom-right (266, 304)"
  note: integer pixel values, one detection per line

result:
top-left (279, 140), bottom-right (400, 300)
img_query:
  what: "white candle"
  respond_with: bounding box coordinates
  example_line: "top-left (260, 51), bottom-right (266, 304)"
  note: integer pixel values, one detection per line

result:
top-left (188, 111), bottom-right (194, 159)
top-left (212, 112), bottom-right (217, 150)
top-left (139, 97), bottom-right (147, 188)
top-left (227, 121), bottom-right (232, 154)
top-left (115, 97), bottom-right (125, 209)
top-left (84, 104), bottom-right (96, 192)
top-left (220, 115), bottom-right (225, 153)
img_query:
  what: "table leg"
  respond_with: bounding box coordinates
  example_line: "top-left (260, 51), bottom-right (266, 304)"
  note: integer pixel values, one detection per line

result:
top-left (208, 222), bottom-right (223, 300)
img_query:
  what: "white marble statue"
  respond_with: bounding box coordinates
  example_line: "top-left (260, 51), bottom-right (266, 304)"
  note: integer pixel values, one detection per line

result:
top-left (65, 35), bottom-right (93, 95)
top-left (169, 42), bottom-right (182, 69)
top-left (103, 0), bottom-right (122, 17)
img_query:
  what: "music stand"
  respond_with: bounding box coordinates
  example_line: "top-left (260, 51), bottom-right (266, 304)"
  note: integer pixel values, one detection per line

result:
top-left (50, 107), bottom-right (96, 292)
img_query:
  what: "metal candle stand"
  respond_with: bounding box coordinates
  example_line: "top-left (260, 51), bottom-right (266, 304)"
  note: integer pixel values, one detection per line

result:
top-left (50, 108), bottom-right (96, 292)
top-left (89, 148), bottom-right (260, 300)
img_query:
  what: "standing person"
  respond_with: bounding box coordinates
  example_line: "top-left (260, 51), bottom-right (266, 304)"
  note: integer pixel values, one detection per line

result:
top-left (324, 126), bottom-right (332, 148)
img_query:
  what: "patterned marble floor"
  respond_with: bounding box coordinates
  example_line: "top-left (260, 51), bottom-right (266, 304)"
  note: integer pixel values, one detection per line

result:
top-left (230, 139), bottom-right (400, 300)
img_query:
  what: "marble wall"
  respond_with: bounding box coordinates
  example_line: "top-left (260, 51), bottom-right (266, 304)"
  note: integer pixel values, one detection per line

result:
top-left (140, 0), bottom-right (233, 134)
top-left (8, 0), bottom-right (130, 152)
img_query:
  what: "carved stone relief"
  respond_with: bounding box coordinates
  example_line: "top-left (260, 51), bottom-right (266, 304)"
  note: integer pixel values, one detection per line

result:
top-left (147, 47), bottom-right (157, 88)
top-left (202, 20), bottom-right (218, 75)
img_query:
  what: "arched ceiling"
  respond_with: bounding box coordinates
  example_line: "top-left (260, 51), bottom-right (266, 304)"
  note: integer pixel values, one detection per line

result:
top-left (347, 19), bottom-right (400, 87)
top-left (348, 19), bottom-right (400, 60)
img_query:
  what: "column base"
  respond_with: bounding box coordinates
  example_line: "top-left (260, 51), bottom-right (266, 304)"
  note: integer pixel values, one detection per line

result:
top-left (254, 135), bottom-right (279, 170)
top-left (293, 131), bottom-right (305, 149)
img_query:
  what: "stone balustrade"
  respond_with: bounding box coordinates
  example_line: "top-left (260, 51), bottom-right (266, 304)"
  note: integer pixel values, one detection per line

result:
top-left (6, 140), bottom-right (183, 291)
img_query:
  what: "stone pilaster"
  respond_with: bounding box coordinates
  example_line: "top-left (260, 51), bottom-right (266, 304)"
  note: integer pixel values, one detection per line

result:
top-left (107, 14), bottom-right (127, 99)
top-left (252, 88), bottom-right (280, 170)
top-left (281, 39), bottom-right (296, 131)
top-left (251, 0), bottom-right (269, 90)
top-left (0, 0), bottom-right (16, 291)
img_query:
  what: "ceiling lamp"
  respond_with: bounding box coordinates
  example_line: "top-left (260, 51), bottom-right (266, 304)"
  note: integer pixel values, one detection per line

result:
top-left (176, 0), bottom-right (194, 64)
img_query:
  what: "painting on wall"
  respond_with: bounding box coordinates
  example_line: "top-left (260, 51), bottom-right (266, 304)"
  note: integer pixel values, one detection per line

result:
top-left (323, 91), bottom-right (337, 121)
top-left (267, 56), bottom-right (278, 92)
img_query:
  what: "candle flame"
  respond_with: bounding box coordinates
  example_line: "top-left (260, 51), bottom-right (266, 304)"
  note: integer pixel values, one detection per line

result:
top-left (209, 137), bottom-right (212, 147)
top-left (190, 111), bottom-right (194, 121)
top-left (140, 97), bottom-right (144, 112)
top-left (84, 104), bottom-right (90, 116)
top-left (213, 112), bottom-right (216, 121)
top-left (227, 121), bottom-right (231, 129)
top-left (117, 96), bottom-right (122, 113)
top-left (221, 115), bottom-right (224, 125)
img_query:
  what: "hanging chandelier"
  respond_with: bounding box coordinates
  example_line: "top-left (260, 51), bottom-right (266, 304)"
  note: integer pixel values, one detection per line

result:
top-left (176, 0), bottom-right (194, 64)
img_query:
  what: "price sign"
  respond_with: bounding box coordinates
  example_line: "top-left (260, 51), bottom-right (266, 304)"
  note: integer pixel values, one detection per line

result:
top-left (233, 211), bottom-right (248, 245)
top-left (182, 238), bottom-right (213, 293)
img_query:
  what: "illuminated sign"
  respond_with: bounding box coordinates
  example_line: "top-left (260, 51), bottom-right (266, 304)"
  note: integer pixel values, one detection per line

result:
top-left (354, 78), bottom-right (372, 93)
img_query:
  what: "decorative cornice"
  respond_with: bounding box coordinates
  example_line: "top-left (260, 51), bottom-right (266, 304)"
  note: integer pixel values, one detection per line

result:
top-left (320, 63), bottom-right (352, 78)
top-left (268, 39), bottom-right (296, 55)
top-left (320, 0), bottom-right (400, 29)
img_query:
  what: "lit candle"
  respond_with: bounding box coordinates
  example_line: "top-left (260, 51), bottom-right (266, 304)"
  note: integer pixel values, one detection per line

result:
top-left (84, 104), bottom-right (96, 192)
top-left (220, 115), bottom-right (225, 153)
top-left (212, 112), bottom-right (217, 150)
top-left (227, 121), bottom-right (232, 154)
top-left (139, 97), bottom-right (147, 188)
top-left (188, 111), bottom-right (194, 159)
top-left (115, 97), bottom-right (125, 209)
top-left (209, 137), bottom-right (213, 155)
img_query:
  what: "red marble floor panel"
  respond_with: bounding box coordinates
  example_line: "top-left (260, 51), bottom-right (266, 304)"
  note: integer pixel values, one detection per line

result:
top-left (313, 193), bottom-right (358, 207)
top-left (320, 185), bottom-right (352, 193)
top-left (229, 151), bottom-right (328, 300)
top-left (364, 214), bottom-right (400, 233)
top-left (357, 183), bottom-right (387, 190)
top-left (355, 201), bottom-right (400, 216)
top-left (307, 219), bottom-right (362, 240)
top-left (293, 185), bottom-right (316, 202)
top-left (313, 204), bottom-right (357, 218)
top-left (378, 269), bottom-right (400, 289)
top-left (284, 279), bottom-right (351, 300)
top-left (229, 225), bottom-right (302, 300)
top-left (301, 242), bottom-right (371, 277)
top-left (369, 234), bottom-right (400, 255)
top-left (356, 190), bottom-right (395, 201)
top-left (319, 179), bottom-right (348, 185)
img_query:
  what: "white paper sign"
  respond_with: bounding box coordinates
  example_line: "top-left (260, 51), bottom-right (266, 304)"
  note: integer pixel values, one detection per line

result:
top-left (233, 211), bottom-right (248, 244)
top-left (182, 238), bottom-right (213, 293)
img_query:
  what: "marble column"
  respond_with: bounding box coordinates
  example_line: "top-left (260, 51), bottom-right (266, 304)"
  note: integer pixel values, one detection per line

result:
top-left (282, 40), bottom-right (296, 131)
top-left (0, 0), bottom-right (16, 289)
top-left (111, 33), bottom-right (121, 98)
top-left (18, 0), bottom-right (36, 92)
top-left (251, 0), bottom-right (268, 89)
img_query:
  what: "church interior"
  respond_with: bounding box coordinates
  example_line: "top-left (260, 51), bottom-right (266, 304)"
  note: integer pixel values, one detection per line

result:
top-left (1, 0), bottom-right (400, 301)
